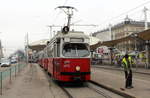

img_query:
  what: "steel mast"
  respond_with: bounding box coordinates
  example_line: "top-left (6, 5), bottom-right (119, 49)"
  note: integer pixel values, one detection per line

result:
top-left (56, 6), bottom-right (77, 28)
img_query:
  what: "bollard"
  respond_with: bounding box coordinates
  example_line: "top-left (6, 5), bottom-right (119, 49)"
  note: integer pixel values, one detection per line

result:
top-left (0, 72), bottom-right (2, 95)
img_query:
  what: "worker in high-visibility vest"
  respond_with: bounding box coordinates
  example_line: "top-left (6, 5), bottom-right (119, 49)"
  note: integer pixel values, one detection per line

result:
top-left (122, 54), bottom-right (134, 89)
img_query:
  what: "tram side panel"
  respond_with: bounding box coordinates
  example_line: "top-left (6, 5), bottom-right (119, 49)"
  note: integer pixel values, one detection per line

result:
top-left (47, 58), bottom-right (54, 76)
top-left (53, 58), bottom-right (61, 80)
top-left (43, 58), bottom-right (49, 70)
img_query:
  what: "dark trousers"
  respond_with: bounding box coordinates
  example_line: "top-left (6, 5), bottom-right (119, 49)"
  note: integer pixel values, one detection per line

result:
top-left (124, 70), bottom-right (132, 88)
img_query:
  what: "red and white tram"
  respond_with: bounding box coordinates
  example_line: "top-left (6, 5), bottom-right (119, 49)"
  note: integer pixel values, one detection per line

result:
top-left (41, 28), bottom-right (91, 82)
top-left (38, 6), bottom-right (91, 82)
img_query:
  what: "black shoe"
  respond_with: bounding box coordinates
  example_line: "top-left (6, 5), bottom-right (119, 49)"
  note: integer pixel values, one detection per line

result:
top-left (130, 86), bottom-right (134, 88)
top-left (126, 86), bottom-right (134, 89)
top-left (126, 87), bottom-right (131, 89)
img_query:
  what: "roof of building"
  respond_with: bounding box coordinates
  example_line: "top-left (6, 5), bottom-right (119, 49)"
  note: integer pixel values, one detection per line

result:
top-left (29, 39), bottom-right (49, 46)
top-left (89, 36), bottom-right (101, 45)
top-left (90, 28), bottom-right (150, 50)
top-left (28, 39), bottom-right (49, 52)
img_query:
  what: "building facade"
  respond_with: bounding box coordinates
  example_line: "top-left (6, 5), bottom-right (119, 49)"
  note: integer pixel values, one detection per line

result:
top-left (92, 17), bottom-right (150, 52)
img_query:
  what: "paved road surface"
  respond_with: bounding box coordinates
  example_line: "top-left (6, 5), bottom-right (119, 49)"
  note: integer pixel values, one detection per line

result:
top-left (1, 63), bottom-right (66, 98)
top-left (91, 67), bottom-right (150, 98)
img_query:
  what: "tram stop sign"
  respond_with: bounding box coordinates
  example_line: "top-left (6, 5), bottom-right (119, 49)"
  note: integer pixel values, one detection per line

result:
top-left (62, 26), bottom-right (69, 34)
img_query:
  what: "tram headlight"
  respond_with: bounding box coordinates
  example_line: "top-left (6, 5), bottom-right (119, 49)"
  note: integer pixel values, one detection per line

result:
top-left (76, 66), bottom-right (80, 71)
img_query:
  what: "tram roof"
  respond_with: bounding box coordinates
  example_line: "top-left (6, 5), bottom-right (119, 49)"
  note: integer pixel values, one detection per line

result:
top-left (63, 31), bottom-right (89, 39)
top-left (27, 31), bottom-right (90, 52)
top-left (54, 31), bottom-right (89, 39)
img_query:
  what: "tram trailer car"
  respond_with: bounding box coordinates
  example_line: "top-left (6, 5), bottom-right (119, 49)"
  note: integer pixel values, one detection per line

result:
top-left (38, 51), bottom-right (44, 67)
top-left (43, 30), bottom-right (91, 82)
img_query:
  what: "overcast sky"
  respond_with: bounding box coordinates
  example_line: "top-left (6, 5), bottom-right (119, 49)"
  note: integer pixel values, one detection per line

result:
top-left (0, 0), bottom-right (150, 57)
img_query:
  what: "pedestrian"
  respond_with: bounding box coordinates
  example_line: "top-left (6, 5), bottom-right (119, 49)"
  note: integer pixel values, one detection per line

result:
top-left (122, 54), bottom-right (134, 89)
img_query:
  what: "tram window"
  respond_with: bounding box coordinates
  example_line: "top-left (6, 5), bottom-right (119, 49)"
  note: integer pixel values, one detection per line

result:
top-left (63, 43), bottom-right (90, 57)
top-left (47, 46), bottom-right (53, 57)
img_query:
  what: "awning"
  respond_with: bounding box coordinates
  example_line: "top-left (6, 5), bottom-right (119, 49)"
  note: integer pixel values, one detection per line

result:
top-left (28, 45), bottom-right (46, 52)
top-left (28, 39), bottom-right (49, 52)
top-left (138, 29), bottom-right (150, 40)
top-left (90, 35), bottom-right (134, 50)
top-left (90, 29), bottom-right (150, 50)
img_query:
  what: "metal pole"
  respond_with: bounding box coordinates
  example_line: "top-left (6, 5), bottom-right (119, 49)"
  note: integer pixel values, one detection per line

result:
top-left (134, 37), bottom-right (138, 69)
top-left (135, 39), bottom-right (137, 51)
top-left (17, 55), bottom-right (19, 73)
top-left (0, 72), bottom-right (2, 95)
top-left (15, 65), bottom-right (16, 77)
top-left (27, 33), bottom-right (29, 65)
top-left (109, 24), bottom-right (112, 40)
top-left (143, 7), bottom-right (148, 30)
top-left (0, 40), bottom-right (3, 61)
top-left (50, 26), bottom-right (52, 39)
top-left (145, 40), bottom-right (150, 69)
top-left (10, 68), bottom-right (11, 84)
top-left (110, 48), bottom-right (113, 65)
top-left (18, 62), bottom-right (20, 73)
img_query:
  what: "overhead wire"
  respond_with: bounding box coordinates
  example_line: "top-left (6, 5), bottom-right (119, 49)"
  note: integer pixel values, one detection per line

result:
top-left (98, 0), bottom-right (150, 28)
top-left (51, 0), bottom-right (69, 24)
top-left (63, 0), bottom-right (69, 6)
top-left (108, 0), bottom-right (150, 22)
top-left (47, 0), bottom-right (70, 39)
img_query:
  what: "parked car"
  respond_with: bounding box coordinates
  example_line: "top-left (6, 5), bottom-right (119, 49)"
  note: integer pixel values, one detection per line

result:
top-left (0, 59), bottom-right (11, 67)
top-left (10, 59), bottom-right (17, 64)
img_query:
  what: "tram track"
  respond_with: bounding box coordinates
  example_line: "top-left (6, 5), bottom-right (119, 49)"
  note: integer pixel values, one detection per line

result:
top-left (58, 83), bottom-right (114, 98)
top-left (40, 64), bottom-right (133, 98)
top-left (57, 84), bottom-right (74, 98)
top-left (86, 83), bottom-right (112, 98)
top-left (57, 81), bottom-right (125, 98)
top-left (42, 68), bottom-right (124, 98)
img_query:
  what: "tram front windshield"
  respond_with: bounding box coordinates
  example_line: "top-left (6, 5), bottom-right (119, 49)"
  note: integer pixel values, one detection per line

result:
top-left (63, 43), bottom-right (90, 57)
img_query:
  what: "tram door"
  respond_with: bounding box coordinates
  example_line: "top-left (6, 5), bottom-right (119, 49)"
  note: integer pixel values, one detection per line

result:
top-left (53, 39), bottom-right (61, 79)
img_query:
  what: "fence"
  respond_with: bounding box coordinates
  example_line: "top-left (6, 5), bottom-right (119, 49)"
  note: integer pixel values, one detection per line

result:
top-left (0, 62), bottom-right (26, 95)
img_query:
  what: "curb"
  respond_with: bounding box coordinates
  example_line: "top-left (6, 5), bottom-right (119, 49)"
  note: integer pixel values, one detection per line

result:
top-left (90, 80), bottom-right (136, 98)
top-left (93, 66), bottom-right (150, 75)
